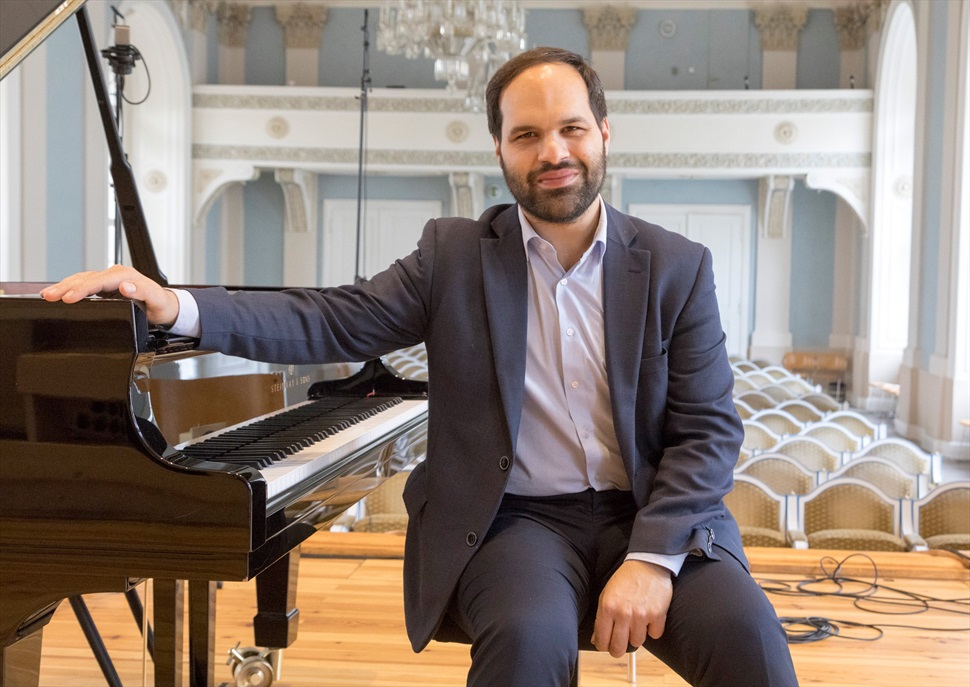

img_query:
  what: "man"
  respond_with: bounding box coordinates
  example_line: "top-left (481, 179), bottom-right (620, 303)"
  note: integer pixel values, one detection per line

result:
top-left (42, 47), bottom-right (797, 686)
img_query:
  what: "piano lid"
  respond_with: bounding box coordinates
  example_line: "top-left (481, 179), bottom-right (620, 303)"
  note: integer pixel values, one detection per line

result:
top-left (0, 0), bottom-right (86, 80)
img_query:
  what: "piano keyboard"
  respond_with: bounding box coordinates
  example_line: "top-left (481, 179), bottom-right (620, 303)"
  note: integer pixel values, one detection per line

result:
top-left (176, 396), bottom-right (428, 503)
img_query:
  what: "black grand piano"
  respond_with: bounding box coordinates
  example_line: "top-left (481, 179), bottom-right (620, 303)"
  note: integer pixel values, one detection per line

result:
top-left (0, 2), bottom-right (428, 685)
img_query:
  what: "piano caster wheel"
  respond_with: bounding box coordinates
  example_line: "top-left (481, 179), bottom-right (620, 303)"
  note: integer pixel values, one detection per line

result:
top-left (227, 643), bottom-right (279, 687)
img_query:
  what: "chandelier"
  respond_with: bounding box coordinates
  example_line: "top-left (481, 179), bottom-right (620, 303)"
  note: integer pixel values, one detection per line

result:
top-left (376, 0), bottom-right (527, 111)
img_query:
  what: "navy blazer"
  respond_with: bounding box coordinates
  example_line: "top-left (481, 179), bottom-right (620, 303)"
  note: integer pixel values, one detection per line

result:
top-left (190, 202), bottom-right (745, 652)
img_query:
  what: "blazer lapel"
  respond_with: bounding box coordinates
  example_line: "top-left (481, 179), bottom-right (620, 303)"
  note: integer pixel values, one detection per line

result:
top-left (603, 206), bottom-right (652, 471)
top-left (481, 206), bottom-right (529, 449)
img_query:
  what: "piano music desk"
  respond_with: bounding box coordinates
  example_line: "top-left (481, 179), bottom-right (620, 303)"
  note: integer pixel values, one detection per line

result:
top-left (32, 543), bottom-right (969, 686)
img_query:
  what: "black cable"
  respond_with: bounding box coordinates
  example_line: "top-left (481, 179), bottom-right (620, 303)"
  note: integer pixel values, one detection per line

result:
top-left (778, 616), bottom-right (883, 643)
top-left (757, 553), bottom-right (970, 644)
top-left (120, 45), bottom-right (150, 105)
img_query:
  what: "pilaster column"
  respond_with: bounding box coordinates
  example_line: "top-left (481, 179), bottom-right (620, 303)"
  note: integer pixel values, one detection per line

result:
top-left (275, 3), bottom-right (328, 86)
top-left (213, 1), bottom-right (251, 272)
top-left (916, 0), bottom-right (969, 456)
top-left (276, 168), bottom-right (318, 287)
top-left (216, 1), bottom-right (251, 85)
top-left (750, 176), bottom-right (795, 363)
top-left (187, 0), bottom-right (214, 85)
top-left (754, 4), bottom-right (807, 89)
top-left (582, 5), bottom-right (637, 90)
top-left (829, 199), bottom-right (859, 354)
top-left (834, 3), bottom-right (871, 89)
top-left (220, 184), bottom-right (245, 284)
top-left (449, 172), bottom-right (483, 219)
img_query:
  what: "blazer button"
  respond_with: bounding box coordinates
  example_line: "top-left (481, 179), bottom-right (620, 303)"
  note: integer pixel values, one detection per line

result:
top-left (498, 455), bottom-right (511, 471)
top-left (466, 532), bottom-right (478, 547)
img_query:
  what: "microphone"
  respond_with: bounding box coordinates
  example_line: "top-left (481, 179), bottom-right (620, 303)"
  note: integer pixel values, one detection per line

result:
top-left (101, 22), bottom-right (139, 76)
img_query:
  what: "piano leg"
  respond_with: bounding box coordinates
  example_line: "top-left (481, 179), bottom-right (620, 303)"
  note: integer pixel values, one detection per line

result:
top-left (153, 579), bottom-right (185, 687)
top-left (253, 546), bottom-right (301, 649)
top-left (154, 579), bottom-right (219, 687)
top-left (1, 629), bottom-right (43, 687)
top-left (189, 581), bottom-right (217, 687)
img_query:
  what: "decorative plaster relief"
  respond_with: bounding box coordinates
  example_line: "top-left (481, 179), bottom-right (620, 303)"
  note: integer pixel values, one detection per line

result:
top-left (604, 97), bottom-right (871, 115)
top-left (194, 145), bottom-right (868, 173)
top-left (804, 169), bottom-right (871, 232)
top-left (275, 3), bottom-right (328, 50)
top-left (194, 92), bottom-right (872, 116)
top-left (754, 4), bottom-right (808, 51)
top-left (143, 170), bottom-right (168, 192)
top-left (608, 152), bottom-right (869, 170)
top-left (760, 175), bottom-right (794, 239)
top-left (194, 144), bottom-right (498, 168)
top-left (216, 2), bottom-right (252, 48)
top-left (774, 121), bottom-right (798, 144)
top-left (449, 172), bottom-right (474, 218)
top-left (833, 3), bottom-right (872, 51)
top-left (865, 0), bottom-right (891, 34)
top-left (189, 0), bottom-right (216, 33)
top-left (274, 168), bottom-right (316, 234)
top-left (894, 175), bottom-right (913, 199)
top-left (266, 116), bottom-right (290, 139)
top-left (583, 5), bottom-right (638, 51)
top-left (446, 120), bottom-right (469, 143)
top-left (195, 167), bottom-right (224, 194)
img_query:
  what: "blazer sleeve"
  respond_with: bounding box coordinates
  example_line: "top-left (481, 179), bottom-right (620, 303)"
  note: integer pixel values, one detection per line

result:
top-left (628, 246), bottom-right (742, 559)
top-left (186, 220), bottom-right (437, 364)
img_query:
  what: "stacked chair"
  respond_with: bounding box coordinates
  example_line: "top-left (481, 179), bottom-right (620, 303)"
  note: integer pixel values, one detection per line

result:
top-left (907, 482), bottom-right (970, 551)
top-left (726, 357), bottom-right (962, 553)
top-left (723, 475), bottom-right (792, 548)
top-left (789, 477), bottom-right (909, 551)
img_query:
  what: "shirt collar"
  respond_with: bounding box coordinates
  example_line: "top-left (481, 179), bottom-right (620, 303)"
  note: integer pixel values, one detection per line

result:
top-left (518, 195), bottom-right (608, 262)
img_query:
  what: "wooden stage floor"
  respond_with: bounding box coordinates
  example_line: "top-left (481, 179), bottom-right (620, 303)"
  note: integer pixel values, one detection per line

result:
top-left (34, 534), bottom-right (970, 686)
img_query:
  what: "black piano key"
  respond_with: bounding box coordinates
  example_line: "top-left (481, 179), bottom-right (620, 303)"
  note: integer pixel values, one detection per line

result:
top-left (176, 396), bottom-right (405, 469)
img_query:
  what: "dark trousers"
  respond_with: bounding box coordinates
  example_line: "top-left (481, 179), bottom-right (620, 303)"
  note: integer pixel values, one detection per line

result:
top-left (446, 490), bottom-right (798, 687)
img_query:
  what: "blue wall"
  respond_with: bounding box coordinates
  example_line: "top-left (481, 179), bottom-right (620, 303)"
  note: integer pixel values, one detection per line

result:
top-left (626, 10), bottom-right (762, 90)
top-left (242, 172), bottom-right (285, 285)
top-left (230, 6), bottom-right (767, 91)
top-left (525, 9), bottom-right (588, 58)
top-left (789, 181), bottom-right (836, 348)
top-left (44, 21), bottom-right (86, 279)
top-left (797, 10), bottom-right (841, 89)
top-left (246, 7), bottom-right (285, 85)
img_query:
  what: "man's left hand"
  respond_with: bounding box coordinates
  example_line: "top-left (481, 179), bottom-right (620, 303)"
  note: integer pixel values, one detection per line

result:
top-left (591, 559), bottom-right (673, 657)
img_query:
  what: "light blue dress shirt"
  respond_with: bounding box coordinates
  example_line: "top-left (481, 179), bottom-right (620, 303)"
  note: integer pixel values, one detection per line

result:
top-left (511, 199), bottom-right (686, 575)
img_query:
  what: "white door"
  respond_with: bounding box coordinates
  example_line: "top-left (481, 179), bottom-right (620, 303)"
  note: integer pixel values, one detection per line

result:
top-left (627, 204), bottom-right (751, 358)
top-left (322, 200), bottom-right (441, 286)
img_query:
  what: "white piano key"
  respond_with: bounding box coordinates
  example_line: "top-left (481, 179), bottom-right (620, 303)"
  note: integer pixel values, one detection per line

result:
top-left (259, 399), bottom-right (427, 499)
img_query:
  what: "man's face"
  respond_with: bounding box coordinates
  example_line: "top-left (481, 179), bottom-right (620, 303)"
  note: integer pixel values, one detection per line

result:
top-left (494, 63), bottom-right (610, 224)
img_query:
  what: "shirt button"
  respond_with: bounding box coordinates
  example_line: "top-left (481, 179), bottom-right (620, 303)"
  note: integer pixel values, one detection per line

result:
top-left (570, 380), bottom-right (579, 389)
top-left (499, 455), bottom-right (511, 470)
top-left (565, 327), bottom-right (575, 336)
top-left (559, 278), bottom-right (568, 286)
top-left (466, 532), bottom-right (478, 547)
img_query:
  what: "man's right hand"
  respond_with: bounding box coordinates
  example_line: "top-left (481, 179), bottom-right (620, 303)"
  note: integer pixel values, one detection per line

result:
top-left (39, 264), bottom-right (180, 327)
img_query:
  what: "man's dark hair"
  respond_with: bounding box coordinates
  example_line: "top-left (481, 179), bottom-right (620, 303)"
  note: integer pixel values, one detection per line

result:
top-left (485, 47), bottom-right (607, 139)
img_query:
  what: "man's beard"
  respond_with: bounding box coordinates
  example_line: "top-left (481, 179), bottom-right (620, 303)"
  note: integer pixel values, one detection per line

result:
top-left (500, 144), bottom-right (607, 224)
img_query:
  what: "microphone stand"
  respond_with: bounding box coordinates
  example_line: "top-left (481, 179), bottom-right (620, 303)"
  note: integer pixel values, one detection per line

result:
top-left (101, 7), bottom-right (140, 266)
top-left (354, 9), bottom-right (371, 282)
